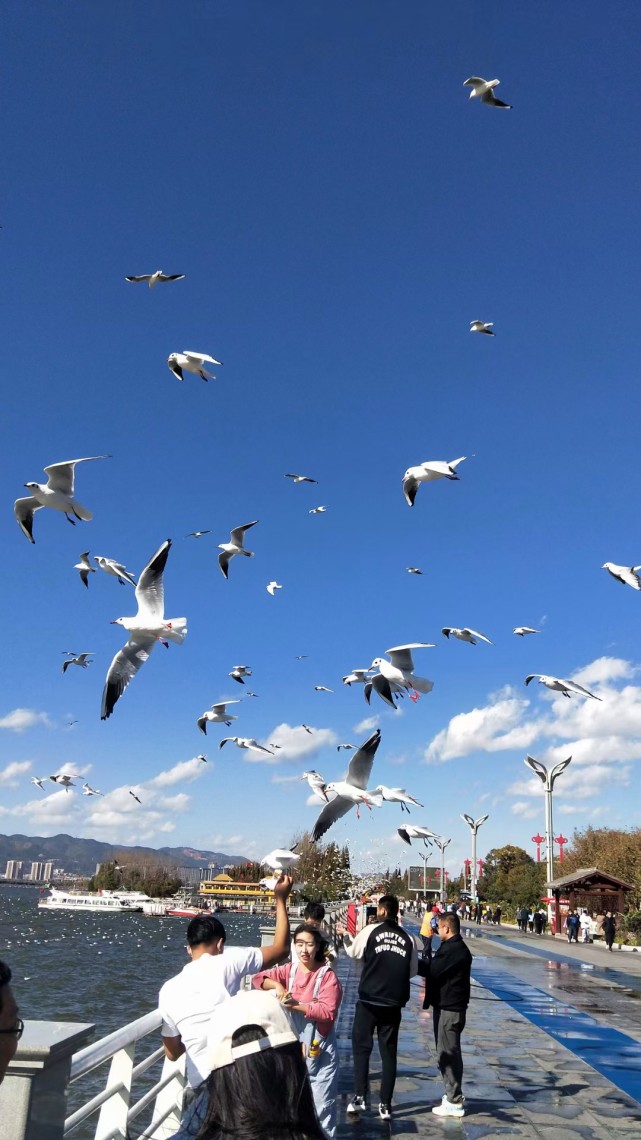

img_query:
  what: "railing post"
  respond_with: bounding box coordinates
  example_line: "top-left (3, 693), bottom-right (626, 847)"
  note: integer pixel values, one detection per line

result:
top-left (95, 1042), bottom-right (135, 1140)
top-left (0, 1020), bottom-right (94, 1140)
top-left (149, 1056), bottom-right (186, 1138)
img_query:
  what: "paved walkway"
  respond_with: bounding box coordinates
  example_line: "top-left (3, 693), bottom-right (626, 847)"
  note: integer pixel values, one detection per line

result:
top-left (333, 923), bottom-right (641, 1139)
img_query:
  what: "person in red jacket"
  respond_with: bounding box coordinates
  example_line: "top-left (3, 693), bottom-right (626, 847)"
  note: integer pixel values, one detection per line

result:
top-left (419, 911), bottom-right (472, 1119)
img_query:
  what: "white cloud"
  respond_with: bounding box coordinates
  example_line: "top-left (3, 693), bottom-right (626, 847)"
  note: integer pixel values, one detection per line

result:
top-left (0, 709), bottom-right (51, 732)
top-left (511, 801), bottom-right (540, 820)
top-left (571, 656), bottom-right (637, 687)
top-left (353, 716), bottom-right (379, 733)
top-left (0, 760), bottom-right (32, 786)
top-left (150, 758), bottom-right (210, 787)
top-left (271, 773), bottom-right (303, 785)
top-left (259, 724), bottom-right (337, 763)
top-left (425, 695), bottom-right (541, 763)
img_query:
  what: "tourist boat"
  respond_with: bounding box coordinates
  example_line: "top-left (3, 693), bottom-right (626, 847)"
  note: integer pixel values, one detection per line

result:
top-left (164, 905), bottom-right (210, 918)
top-left (38, 888), bottom-right (144, 912)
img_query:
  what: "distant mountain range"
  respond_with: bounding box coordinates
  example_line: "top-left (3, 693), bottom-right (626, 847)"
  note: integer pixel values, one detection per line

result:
top-left (0, 833), bottom-right (248, 876)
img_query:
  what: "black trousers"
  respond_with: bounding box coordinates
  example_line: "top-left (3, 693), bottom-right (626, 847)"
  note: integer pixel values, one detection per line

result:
top-left (352, 1000), bottom-right (402, 1104)
top-left (433, 1007), bottom-right (466, 1104)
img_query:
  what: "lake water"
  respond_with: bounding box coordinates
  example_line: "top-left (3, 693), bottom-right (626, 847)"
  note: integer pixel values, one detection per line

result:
top-left (1, 884), bottom-right (270, 1137)
top-left (1, 884), bottom-right (267, 1036)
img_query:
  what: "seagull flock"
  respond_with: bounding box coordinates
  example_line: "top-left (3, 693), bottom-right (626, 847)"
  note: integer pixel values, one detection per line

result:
top-left (12, 72), bottom-right (637, 874)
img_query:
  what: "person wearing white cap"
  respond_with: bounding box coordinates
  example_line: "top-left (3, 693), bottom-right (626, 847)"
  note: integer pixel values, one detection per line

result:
top-left (159, 874), bottom-right (293, 1135)
top-left (167, 990), bottom-right (325, 1140)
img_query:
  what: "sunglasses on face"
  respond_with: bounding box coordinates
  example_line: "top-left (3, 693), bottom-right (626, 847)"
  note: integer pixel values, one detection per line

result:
top-left (0, 1017), bottom-right (24, 1039)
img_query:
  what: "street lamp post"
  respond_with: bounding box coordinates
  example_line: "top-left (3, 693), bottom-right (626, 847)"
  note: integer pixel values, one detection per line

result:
top-left (524, 755), bottom-right (572, 917)
top-left (461, 814), bottom-right (489, 905)
top-left (432, 836), bottom-right (451, 906)
top-left (418, 838), bottom-right (433, 901)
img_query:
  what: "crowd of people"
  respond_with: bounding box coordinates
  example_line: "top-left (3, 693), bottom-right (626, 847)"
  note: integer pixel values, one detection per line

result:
top-left (1, 889), bottom-right (624, 1135)
top-left (153, 881), bottom-right (473, 1136)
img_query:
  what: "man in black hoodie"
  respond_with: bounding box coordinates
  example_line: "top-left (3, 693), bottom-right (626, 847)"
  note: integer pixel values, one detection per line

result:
top-left (419, 911), bottom-right (472, 1119)
top-left (340, 894), bottom-right (418, 1121)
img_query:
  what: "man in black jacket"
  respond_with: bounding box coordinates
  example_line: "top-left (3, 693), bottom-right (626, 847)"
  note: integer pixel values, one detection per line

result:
top-left (419, 911), bottom-right (472, 1119)
top-left (340, 894), bottom-right (419, 1121)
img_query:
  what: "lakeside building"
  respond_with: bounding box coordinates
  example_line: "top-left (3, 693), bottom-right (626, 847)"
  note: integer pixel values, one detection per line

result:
top-left (199, 872), bottom-right (274, 907)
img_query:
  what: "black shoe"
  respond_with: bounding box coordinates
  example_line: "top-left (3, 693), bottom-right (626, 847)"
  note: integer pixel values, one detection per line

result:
top-left (347, 1096), bottom-right (367, 1115)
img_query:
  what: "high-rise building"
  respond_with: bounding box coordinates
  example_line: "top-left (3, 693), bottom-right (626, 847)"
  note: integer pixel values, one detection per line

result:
top-left (4, 860), bottom-right (24, 880)
top-left (29, 861), bottom-right (53, 881)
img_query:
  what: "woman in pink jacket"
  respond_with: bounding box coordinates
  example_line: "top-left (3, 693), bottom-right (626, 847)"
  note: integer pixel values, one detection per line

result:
top-left (253, 923), bottom-right (343, 1138)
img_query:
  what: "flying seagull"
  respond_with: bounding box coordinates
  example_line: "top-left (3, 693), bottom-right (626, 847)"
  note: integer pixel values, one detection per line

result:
top-left (402, 456), bottom-right (466, 507)
top-left (373, 785), bottom-right (423, 813)
top-left (314, 685), bottom-right (334, 693)
top-left (74, 552), bottom-right (96, 589)
top-left (311, 730), bottom-right (382, 842)
top-left (129, 789), bottom-right (142, 803)
top-left (197, 700), bottom-right (241, 734)
top-left (302, 724), bottom-right (313, 734)
top-left (513, 627), bottom-right (540, 636)
top-left (167, 351), bottom-right (222, 382)
top-left (49, 773), bottom-right (79, 792)
top-left (185, 530), bottom-right (212, 538)
top-left (197, 754), bottom-right (207, 763)
top-left (442, 627), bottom-right (493, 646)
top-left (309, 506), bottom-right (327, 514)
top-left (31, 777), bottom-right (46, 791)
top-left (218, 521), bottom-right (258, 579)
top-left (295, 655), bottom-right (308, 660)
top-left (301, 771), bottom-right (329, 801)
top-left (267, 581), bottom-right (283, 596)
top-left (82, 782), bottom-right (103, 796)
top-left (285, 473), bottom-right (318, 484)
top-left (261, 847), bottom-right (300, 871)
top-left (343, 669), bottom-right (371, 687)
top-left (602, 562), bottom-right (641, 591)
top-left (125, 270), bottom-right (185, 287)
top-left (470, 320), bottom-right (495, 335)
top-left (219, 737), bottom-right (275, 756)
top-left (525, 674), bottom-right (601, 700)
top-left (463, 76), bottom-right (512, 108)
top-left (407, 567), bottom-right (423, 575)
top-left (101, 539), bottom-right (187, 719)
top-left (337, 743), bottom-right (357, 751)
top-left (62, 652), bottom-right (93, 673)
top-left (15, 455), bottom-right (111, 543)
top-left (397, 824), bottom-right (439, 846)
top-left (94, 556), bottom-right (136, 587)
top-left (229, 665), bottom-right (252, 684)
top-left (369, 644), bottom-right (435, 703)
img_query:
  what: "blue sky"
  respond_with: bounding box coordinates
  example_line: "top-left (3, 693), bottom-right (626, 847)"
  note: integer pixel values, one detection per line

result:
top-left (2, 2), bottom-right (641, 882)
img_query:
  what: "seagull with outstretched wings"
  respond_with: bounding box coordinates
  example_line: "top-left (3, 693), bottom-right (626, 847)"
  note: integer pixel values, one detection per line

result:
top-left (311, 730), bottom-right (382, 842)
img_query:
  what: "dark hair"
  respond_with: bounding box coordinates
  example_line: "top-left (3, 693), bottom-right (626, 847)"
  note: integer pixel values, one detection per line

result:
top-left (0, 961), bottom-right (11, 1012)
top-left (292, 924), bottom-right (327, 964)
top-left (377, 894), bottom-right (399, 920)
top-left (196, 1025), bottom-right (324, 1140)
top-left (438, 912), bottom-right (460, 936)
top-left (187, 916), bottom-right (227, 947)
top-left (303, 902), bottom-right (325, 923)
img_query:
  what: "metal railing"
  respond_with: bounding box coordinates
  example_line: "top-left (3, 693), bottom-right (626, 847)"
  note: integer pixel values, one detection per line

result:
top-left (64, 1010), bottom-right (186, 1140)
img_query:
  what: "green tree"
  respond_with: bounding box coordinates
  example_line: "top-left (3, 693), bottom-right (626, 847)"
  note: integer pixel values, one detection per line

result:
top-left (564, 826), bottom-right (641, 907)
top-left (288, 832), bottom-right (352, 902)
top-left (481, 845), bottom-right (539, 904)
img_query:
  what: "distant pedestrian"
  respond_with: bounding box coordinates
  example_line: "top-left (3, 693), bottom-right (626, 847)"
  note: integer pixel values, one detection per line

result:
top-left (419, 911), bottom-right (472, 1119)
top-left (420, 909), bottom-right (434, 955)
top-left (579, 911), bottom-right (592, 943)
top-left (493, 906), bottom-right (502, 926)
top-left (528, 910), bottom-right (535, 932)
top-left (539, 908), bottom-right (548, 935)
top-left (533, 910), bottom-right (543, 936)
top-left (565, 910), bottom-right (580, 943)
top-left (518, 905), bottom-right (529, 932)
top-left (603, 912), bottom-right (616, 951)
top-left (594, 912), bottom-right (605, 941)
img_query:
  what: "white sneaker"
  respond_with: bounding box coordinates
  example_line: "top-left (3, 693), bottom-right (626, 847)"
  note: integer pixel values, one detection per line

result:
top-left (432, 1098), bottom-right (465, 1118)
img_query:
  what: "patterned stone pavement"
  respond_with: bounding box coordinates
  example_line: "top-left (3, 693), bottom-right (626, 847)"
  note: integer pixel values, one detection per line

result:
top-left (332, 929), bottom-right (641, 1140)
